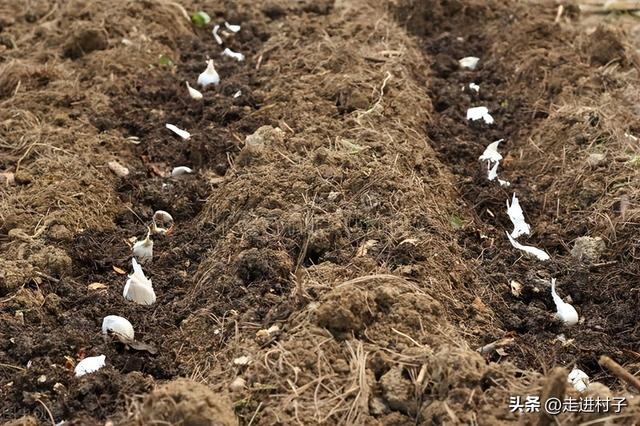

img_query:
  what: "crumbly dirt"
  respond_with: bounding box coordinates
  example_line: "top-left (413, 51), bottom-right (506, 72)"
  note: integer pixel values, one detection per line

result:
top-left (1, 0), bottom-right (640, 424)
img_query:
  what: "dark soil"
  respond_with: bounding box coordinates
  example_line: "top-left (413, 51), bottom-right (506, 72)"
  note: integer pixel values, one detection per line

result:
top-left (1, 0), bottom-right (640, 425)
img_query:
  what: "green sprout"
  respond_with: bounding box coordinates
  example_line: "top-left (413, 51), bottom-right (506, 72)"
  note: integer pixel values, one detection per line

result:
top-left (191, 11), bottom-right (211, 27)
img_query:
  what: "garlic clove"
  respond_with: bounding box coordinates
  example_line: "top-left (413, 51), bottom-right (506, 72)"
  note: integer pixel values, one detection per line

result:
top-left (132, 233), bottom-right (153, 262)
top-left (185, 81), bottom-right (203, 100)
top-left (479, 139), bottom-right (504, 163)
top-left (487, 161), bottom-right (499, 181)
top-left (108, 161), bottom-right (129, 178)
top-left (212, 24), bottom-right (223, 45)
top-left (171, 166), bottom-right (193, 177)
top-left (551, 278), bottom-right (578, 326)
top-left (459, 56), bottom-right (480, 69)
top-left (466, 106), bottom-right (494, 124)
top-left (506, 193), bottom-right (531, 239)
top-left (505, 232), bottom-right (550, 261)
top-left (101, 315), bottom-right (135, 340)
top-left (74, 355), bottom-right (106, 377)
top-left (224, 21), bottom-right (241, 33)
top-left (568, 368), bottom-right (589, 392)
top-left (233, 355), bottom-right (251, 366)
top-left (151, 210), bottom-right (174, 235)
top-left (123, 258), bottom-right (156, 305)
top-left (165, 123), bottom-right (191, 140)
top-left (197, 59), bottom-right (220, 88)
top-left (222, 48), bottom-right (245, 62)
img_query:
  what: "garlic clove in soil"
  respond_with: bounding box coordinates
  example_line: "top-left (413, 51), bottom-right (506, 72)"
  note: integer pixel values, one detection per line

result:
top-left (197, 59), bottom-right (220, 88)
top-left (132, 232), bottom-right (153, 263)
top-left (74, 355), bottom-right (106, 377)
top-left (487, 161), bottom-right (499, 181)
top-left (551, 278), bottom-right (578, 326)
top-left (479, 139), bottom-right (504, 163)
top-left (224, 21), bottom-right (241, 33)
top-left (222, 47), bottom-right (245, 62)
top-left (467, 106), bottom-right (494, 124)
top-left (459, 56), bottom-right (480, 69)
top-left (165, 123), bottom-right (191, 140)
top-left (101, 315), bottom-right (135, 341)
top-left (505, 232), bottom-right (550, 261)
top-left (171, 166), bottom-right (193, 177)
top-left (151, 210), bottom-right (174, 235)
top-left (568, 368), bottom-right (589, 392)
top-left (123, 258), bottom-right (156, 305)
top-left (506, 193), bottom-right (531, 239)
top-left (212, 24), bottom-right (223, 45)
top-left (185, 81), bottom-right (203, 100)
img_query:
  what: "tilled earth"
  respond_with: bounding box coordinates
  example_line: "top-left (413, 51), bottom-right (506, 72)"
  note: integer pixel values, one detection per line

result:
top-left (1, 0), bottom-right (640, 424)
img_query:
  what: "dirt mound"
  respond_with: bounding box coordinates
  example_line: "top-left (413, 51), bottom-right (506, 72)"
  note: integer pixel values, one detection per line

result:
top-left (127, 379), bottom-right (237, 426)
top-left (2, 0), bottom-right (640, 424)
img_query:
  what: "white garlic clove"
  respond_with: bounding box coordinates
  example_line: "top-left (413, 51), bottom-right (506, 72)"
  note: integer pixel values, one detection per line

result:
top-left (132, 233), bottom-right (153, 262)
top-left (233, 355), bottom-right (251, 366)
top-left (229, 376), bottom-right (246, 392)
top-left (212, 24), bottom-right (223, 45)
top-left (224, 21), bottom-right (241, 33)
top-left (123, 258), bottom-right (156, 305)
top-left (459, 56), bottom-right (480, 69)
top-left (568, 368), bottom-right (589, 392)
top-left (102, 315), bottom-right (135, 341)
top-left (171, 166), bottom-right (193, 177)
top-left (151, 210), bottom-right (174, 235)
top-left (487, 161), bottom-right (499, 181)
top-left (506, 193), bottom-right (531, 239)
top-left (222, 48), bottom-right (245, 62)
top-left (466, 106), bottom-right (494, 124)
top-left (186, 81), bottom-right (203, 100)
top-left (505, 232), bottom-right (550, 261)
top-left (479, 139), bottom-right (504, 163)
top-left (165, 123), bottom-right (191, 140)
top-left (551, 278), bottom-right (579, 326)
top-left (197, 59), bottom-right (220, 88)
top-left (74, 355), bottom-right (106, 377)
top-left (108, 161), bottom-right (129, 178)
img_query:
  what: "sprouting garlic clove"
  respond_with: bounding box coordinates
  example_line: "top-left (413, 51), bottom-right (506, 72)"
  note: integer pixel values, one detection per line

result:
top-left (185, 81), bottom-right (203, 100)
top-left (102, 315), bottom-right (135, 341)
top-left (197, 59), bottom-right (220, 88)
top-left (166, 123), bottom-right (191, 140)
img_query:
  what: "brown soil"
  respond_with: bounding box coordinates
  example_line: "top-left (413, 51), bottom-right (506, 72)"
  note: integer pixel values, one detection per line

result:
top-left (1, 0), bottom-right (640, 424)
